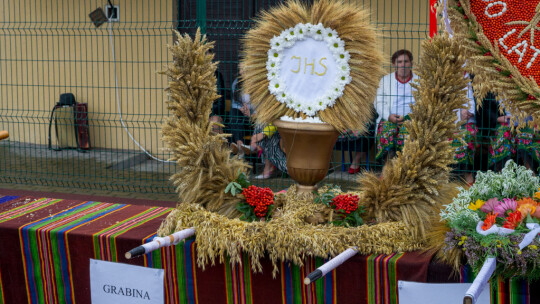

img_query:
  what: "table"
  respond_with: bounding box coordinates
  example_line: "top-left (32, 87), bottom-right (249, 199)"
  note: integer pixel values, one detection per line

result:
top-left (0, 195), bottom-right (535, 303)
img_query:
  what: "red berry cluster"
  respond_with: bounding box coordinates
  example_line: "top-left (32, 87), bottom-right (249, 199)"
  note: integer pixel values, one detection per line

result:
top-left (331, 194), bottom-right (359, 214)
top-left (242, 185), bottom-right (274, 217)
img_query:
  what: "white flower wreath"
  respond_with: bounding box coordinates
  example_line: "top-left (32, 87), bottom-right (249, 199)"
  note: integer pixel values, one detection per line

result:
top-left (266, 23), bottom-right (351, 117)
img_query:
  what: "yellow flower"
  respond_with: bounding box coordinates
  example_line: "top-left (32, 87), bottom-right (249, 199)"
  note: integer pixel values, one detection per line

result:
top-left (534, 190), bottom-right (540, 200)
top-left (469, 199), bottom-right (485, 211)
top-left (458, 236), bottom-right (467, 246)
top-left (517, 249), bottom-right (522, 255)
top-left (529, 245), bottom-right (538, 250)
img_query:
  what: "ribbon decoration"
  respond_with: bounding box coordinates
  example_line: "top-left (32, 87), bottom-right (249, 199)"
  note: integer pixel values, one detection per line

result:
top-left (442, 0), bottom-right (453, 36)
top-left (430, 0), bottom-right (438, 38)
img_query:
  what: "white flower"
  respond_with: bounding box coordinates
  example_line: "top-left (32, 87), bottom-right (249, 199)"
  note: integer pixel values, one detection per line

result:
top-left (267, 51), bottom-right (282, 67)
top-left (285, 27), bottom-right (296, 43)
top-left (294, 24), bottom-right (306, 40)
top-left (266, 60), bottom-right (279, 73)
top-left (276, 91), bottom-right (288, 103)
top-left (313, 99), bottom-right (326, 111)
top-left (303, 105), bottom-right (316, 116)
top-left (285, 97), bottom-right (296, 109)
top-left (338, 64), bottom-right (351, 75)
top-left (311, 23), bottom-right (325, 40)
top-left (327, 39), bottom-right (345, 53)
top-left (338, 74), bottom-right (352, 85)
top-left (335, 50), bottom-right (350, 65)
top-left (268, 79), bottom-right (284, 95)
top-left (303, 23), bottom-right (313, 35)
top-left (322, 27), bottom-right (338, 40)
top-left (267, 70), bottom-right (279, 82)
top-left (268, 49), bottom-right (281, 59)
top-left (270, 36), bottom-right (285, 52)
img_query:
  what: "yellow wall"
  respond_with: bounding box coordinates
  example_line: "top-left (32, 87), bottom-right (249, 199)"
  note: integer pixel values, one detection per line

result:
top-left (0, 0), bottom-right (430, 154)
top-left (365, 0), bottom-right (430, 72)
top-left (0, 0), bottom-right (174, 155)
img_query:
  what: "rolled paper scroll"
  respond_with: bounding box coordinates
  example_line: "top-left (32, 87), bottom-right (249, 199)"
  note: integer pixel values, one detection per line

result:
top-left (125, 227), bottom-right (195, 259)
top-left (304, 247), bottom-right (358, 285)
top-left (463, 257), bottom-right (496, 304)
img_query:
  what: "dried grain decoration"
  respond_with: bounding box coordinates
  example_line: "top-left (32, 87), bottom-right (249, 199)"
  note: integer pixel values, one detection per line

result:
top-left (158, 185), bottom-right (423, 275)
top-left (157, 11), bottom-right (455, 273)
top-left (357, 34), bottom-right (469, 238)
top-left (447, 0), bottom-right (540, 127)
top-left (241, 0), bottom-right (384, 132)
top-left (160, 29), bottom-right (249, 216)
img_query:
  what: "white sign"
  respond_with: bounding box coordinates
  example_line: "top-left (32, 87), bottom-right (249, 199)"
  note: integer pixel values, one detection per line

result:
top-left (266, 23), bottom-right (351, 116)
top-left (90, 259), bottom-right (164, 304)
top-left (398, 281), bottom-right (490, 304)
top-left (279, 38), bottom-right (338, 105)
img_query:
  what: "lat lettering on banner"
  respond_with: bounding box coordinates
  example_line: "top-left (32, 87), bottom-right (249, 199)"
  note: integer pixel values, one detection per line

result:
top-left (479, 0), bottom-right (540, 70)
top-left (290, 56), bottom-right (327, 76)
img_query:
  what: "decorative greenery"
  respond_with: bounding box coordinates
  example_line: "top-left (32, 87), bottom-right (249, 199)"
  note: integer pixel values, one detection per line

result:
top-left (314, 185), bottom-right (364, 227)
top-left (225, 170), bottom-right (251, 196)
top-left (314, 184), bottom-right (341, 205)
top-left (440, 160), bottom-right (540, 280)
top-left (236, 185), bottom-right (275, 222)
top-left (441, 160), bottom-right (540, 224)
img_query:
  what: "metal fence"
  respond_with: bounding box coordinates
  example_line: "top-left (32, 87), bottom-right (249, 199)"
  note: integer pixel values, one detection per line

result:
top-left (0, 0), bottom-right (448, 194)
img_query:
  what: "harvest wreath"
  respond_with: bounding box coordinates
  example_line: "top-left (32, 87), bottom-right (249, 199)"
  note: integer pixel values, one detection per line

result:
top-left (157, 0), bottom-right (469, 273)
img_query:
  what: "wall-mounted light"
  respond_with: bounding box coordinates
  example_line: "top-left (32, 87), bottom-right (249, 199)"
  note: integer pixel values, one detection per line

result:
top-left (88, 1), bottom-right (118, 28)
top-left (88, 7), bottom-right (107, 28)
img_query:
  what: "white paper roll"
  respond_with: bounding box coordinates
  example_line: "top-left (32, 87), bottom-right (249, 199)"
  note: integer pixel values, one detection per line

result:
top-left (464, 257), bottom-right (496, 304)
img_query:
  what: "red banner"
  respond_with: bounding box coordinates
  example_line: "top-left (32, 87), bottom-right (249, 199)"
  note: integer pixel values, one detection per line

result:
top-left (430, 0), bottom-right (437, 38)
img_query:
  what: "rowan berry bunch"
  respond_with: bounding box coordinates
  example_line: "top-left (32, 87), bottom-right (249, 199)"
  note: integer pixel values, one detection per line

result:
top-left (237, 185), bottom-right (274, 221)
top-left (331, 194), bottom-right (359, 215)
top-left (314, 186), bottom-right (365, 227)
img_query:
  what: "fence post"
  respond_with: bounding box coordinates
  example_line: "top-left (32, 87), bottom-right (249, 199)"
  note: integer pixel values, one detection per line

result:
top-left (196, 0), bottom-right (207, 34)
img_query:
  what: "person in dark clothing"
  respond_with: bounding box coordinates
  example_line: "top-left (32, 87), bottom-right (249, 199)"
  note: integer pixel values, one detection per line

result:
top-left (335, 108), bottom-right (378, 174)
top-left (210, 69), bottom-right (227, 134)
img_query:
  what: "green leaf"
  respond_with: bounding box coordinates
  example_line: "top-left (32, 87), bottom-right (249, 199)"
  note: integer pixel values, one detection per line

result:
top-left (225, 182), bottom-right (233, 194)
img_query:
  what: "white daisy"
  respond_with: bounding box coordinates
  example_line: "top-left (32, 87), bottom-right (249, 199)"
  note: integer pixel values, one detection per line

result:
top-left (276, 91), bottom-right (288, 103)
top-left (322, 27), bottom-right (338, 40)
top-left (294, 24), bottom-right (306, 40)
top-left (266, 60), bottom-right (279, 73)
top-left (312, 23), bottom-right (325, 41)
top-left (267, 70), bottom-right (279, 82)
top-left (268, 79), bottom-right (284, 95)
top-left (270, 36), bottom-right (285, 52)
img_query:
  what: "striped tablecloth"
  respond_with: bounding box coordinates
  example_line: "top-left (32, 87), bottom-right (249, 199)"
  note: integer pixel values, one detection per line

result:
top-left (0, 195), bottom-right (535, 304)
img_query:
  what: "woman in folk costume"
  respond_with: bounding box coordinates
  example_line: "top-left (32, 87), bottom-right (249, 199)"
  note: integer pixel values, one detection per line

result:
top-left (489, 103), bottom-right (540, 173)
top-left (374, 49), bottom-right (418, 162)
top-left (451, 78), bottom-right (478, 184)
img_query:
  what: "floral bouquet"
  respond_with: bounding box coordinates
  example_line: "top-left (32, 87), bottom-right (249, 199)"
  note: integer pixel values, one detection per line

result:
top-left (440, 160), bottom-right (540, 279)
